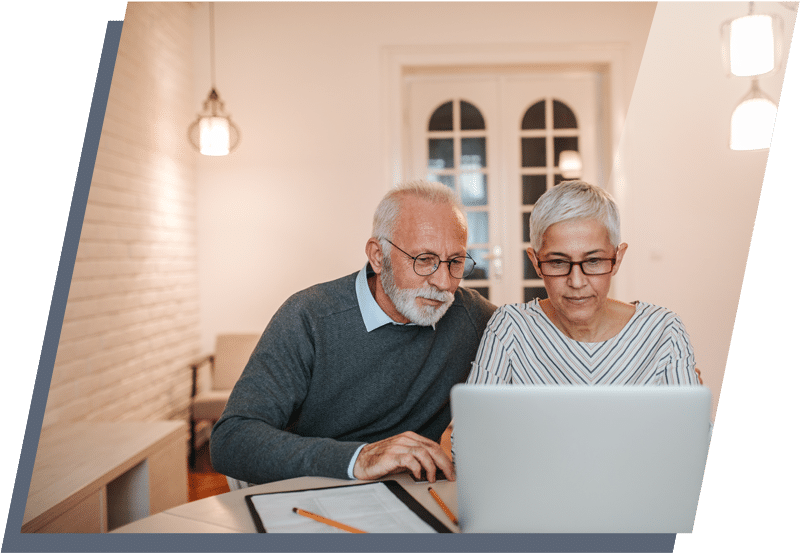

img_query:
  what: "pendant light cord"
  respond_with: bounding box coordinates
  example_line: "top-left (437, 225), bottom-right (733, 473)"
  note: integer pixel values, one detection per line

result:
top-left (209, 2), bottom-right (217, 89)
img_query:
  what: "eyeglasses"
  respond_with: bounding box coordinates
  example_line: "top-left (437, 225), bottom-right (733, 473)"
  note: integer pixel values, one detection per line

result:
top-left (537, 257), bottom-right (617, 277)
top-left (384, 239), bottom-right (476, 279)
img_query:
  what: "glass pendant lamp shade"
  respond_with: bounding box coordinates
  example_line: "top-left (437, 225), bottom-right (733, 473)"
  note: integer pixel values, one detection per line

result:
top-left (721, 12), bottom-right (783, 77)
top-left (188, 3), bottom-right (241, 156)
top-left (188, 89), bottom-right (241, 156)
top-left (730, 80), bottom-right (777, 151)
top-left (558, 150), bottom-right (583, 179)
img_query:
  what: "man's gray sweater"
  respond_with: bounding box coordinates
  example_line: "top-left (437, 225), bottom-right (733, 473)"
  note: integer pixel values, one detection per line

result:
top-left (210, 269), bottom-right (496, 484)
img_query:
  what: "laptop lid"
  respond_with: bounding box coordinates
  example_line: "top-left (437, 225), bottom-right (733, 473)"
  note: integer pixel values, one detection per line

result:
top-left (450, 384), bottom-right (711, 533)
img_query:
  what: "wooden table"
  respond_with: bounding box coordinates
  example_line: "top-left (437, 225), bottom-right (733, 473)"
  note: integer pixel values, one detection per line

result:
top-left (108, 473), bottom-right (675, 553)
top-left (22, 421), bottom-right (187, 533)
top-left (112, 473), bottom-right (459, 533)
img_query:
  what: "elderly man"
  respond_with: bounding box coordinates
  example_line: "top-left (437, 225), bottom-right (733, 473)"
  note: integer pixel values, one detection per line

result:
top-left (210, 180), bottom-right (496, 485)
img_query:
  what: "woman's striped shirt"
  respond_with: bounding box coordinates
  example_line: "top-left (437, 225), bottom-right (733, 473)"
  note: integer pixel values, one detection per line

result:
top-left (466, 299), bottom-right (699, 386)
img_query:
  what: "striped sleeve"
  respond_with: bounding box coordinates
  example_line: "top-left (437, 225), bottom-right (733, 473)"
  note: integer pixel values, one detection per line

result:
top-left (466, 307), bottom-right (514, 384)
top-left (662, 313), bottom-right (700, 385)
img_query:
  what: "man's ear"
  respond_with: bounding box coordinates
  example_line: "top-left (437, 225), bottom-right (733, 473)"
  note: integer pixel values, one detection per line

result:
top-left (366, 238), bottom-right (385, 274)
top-left (526, 247), bottom-right (543, 278)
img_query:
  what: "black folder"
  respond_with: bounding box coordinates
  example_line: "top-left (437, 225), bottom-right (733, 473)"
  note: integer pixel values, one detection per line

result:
top-left (245, 480), bottom-right (452, 533)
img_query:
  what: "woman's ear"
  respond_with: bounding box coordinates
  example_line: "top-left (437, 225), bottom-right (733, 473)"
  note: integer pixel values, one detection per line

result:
top-left (526, 247), bottom-right (543, 279)
top-left (611, 242), bottom-right (628, 276)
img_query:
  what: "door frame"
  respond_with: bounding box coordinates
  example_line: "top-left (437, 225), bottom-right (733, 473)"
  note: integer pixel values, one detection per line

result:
top-left (406, 72), bottom-right (603, 305)
top-left (381, 41), bottom-right (631, 196)
top-left (381, 42), bottom-right (633, 299)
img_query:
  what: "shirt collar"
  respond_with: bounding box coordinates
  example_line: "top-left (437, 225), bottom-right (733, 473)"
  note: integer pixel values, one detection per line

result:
top-left (356, 263), bottom-right (424, 332)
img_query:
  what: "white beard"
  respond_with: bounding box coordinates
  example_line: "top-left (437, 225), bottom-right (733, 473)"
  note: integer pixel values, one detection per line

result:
top-left (380, 255), bottom-right (455, 327)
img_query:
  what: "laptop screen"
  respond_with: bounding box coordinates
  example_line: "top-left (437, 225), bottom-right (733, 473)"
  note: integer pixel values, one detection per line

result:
top-left (451, 384), bottom-right (712, 533)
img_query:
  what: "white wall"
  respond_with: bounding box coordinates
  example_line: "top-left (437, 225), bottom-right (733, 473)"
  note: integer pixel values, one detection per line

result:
top-left (42, 2), bottom-right (201, 429)
top-left (612, 2), bottom-right (796, 419)
top-left (27, 0), bottom-right (797, 429)
top-left (193, 1), bottom-right (657, 349)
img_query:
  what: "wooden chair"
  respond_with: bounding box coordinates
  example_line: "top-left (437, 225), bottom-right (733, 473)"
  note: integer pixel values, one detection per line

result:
top-left (189, 333), bottom-right (260, 469)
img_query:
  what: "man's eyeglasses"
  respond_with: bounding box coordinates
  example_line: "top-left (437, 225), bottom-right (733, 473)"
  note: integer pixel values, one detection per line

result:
top-left (384, 239), bottom-right (476, 279)
top-left (537, 257), bottom-right (617, 277)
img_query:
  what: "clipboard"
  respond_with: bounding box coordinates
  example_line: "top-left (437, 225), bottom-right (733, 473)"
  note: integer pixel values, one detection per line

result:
top-left (245, 480), bottom-right (452, 533)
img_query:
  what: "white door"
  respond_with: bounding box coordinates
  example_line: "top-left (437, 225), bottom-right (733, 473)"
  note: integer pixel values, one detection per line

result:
top-left (406, 70), bottom-right (601, 305)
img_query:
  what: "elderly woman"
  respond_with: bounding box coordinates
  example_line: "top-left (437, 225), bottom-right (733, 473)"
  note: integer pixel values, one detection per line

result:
top-left (466, 180), bottom-right (700, 387)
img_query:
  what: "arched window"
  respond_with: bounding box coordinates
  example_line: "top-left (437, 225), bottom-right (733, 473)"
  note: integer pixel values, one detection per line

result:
top-left (426, 100), bottom-right (490, 299)
top-left (407, 72), bottom-right (599, 305)
top-left (520, 98), bottom-right (580, 302)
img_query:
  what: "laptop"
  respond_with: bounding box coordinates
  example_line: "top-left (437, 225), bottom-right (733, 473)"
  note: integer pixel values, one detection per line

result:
top-left (450, 384), bottom-right (712, 533)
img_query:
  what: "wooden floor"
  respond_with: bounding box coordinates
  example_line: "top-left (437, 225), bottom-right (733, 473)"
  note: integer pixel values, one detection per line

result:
top-left (188, 442), bottom-right (229, 502)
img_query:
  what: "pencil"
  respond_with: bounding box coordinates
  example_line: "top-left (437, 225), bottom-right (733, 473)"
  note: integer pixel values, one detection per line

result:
top-left (292, 507), bottom-right (367, 533)
top-left (427, 486), bottom-right (459, 526)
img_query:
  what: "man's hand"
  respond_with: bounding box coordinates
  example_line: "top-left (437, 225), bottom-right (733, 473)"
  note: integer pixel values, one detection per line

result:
top-left (353, 431), bottom-right (455, 482)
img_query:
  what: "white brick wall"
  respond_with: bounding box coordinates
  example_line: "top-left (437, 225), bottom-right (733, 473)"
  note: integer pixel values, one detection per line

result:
top-left (42, 3), bottom-right (200, 429)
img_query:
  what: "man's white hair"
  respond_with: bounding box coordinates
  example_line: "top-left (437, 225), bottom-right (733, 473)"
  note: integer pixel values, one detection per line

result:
top-left (372, 179), bottom-right (464, 244)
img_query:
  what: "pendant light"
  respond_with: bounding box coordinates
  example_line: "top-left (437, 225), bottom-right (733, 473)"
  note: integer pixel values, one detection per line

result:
top-left (721, 2), bottom-right (783, 78)
top-left (721, 2), bottom-right (787, 151)
top-left (188, 3), bottom-right (240, 156)
top-left (558, 150), bottom-right (583, 179)
top-left (729, 79), bottom-right (778, 151)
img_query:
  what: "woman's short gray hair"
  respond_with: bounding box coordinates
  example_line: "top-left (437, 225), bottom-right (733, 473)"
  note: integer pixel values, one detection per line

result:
top-left (529, 180), bottom-right (621, 251)
top-left (372, 179), bottom-right (464, 242)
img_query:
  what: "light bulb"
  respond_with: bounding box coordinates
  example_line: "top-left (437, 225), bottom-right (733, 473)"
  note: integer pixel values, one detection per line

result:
top-left (200, 116), bottom-right (231, 156)
top-left (729, 14), bottom-right (776, 77)
top-left (558, 150), bottom-right (582, 179)
top-left (730, 93), bottom-right (777, 151)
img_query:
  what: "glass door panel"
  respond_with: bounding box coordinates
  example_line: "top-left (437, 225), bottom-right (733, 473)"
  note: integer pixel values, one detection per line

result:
top-left (408, 77), bottom-right (502, 303)
top-left (406, 71), bottom-right (601, 306)
top-left (502, 74), bottom-right (599, 303)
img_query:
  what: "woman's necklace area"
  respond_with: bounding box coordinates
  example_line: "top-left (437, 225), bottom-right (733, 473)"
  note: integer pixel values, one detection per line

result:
top-left (539, 299), bottom-right (617, 343)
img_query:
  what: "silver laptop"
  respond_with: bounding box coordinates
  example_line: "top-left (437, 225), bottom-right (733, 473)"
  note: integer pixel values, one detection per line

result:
top-left (450, 384), bottom-right (711, 533)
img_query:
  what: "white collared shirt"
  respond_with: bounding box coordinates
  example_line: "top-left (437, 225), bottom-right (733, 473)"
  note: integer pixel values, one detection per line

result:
top-left (355, 263), bottom-right (399, 332)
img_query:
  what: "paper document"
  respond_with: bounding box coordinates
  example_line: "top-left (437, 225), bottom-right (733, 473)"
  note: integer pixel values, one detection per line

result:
top-left (246, 481), bottom-right (443, 533)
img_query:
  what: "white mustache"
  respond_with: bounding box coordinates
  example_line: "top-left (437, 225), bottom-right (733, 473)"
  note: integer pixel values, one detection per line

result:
top-left (416, 288), bottom-right (454, 303)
